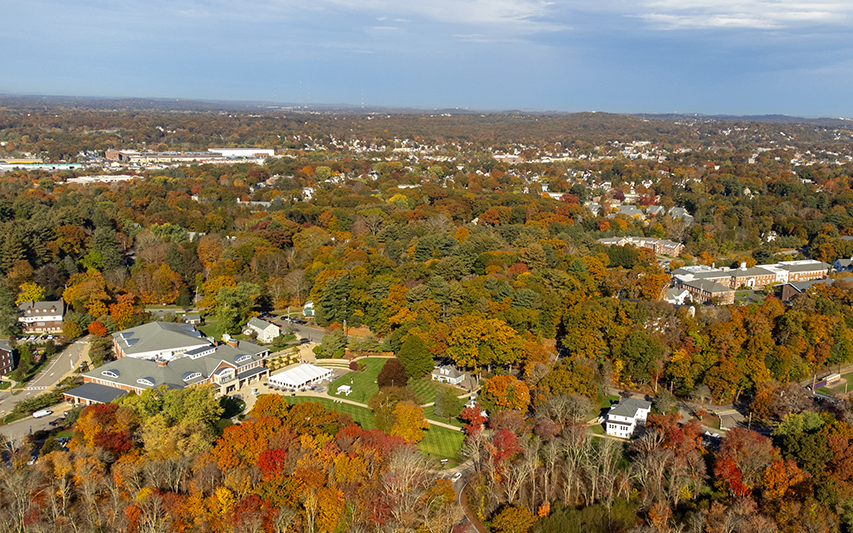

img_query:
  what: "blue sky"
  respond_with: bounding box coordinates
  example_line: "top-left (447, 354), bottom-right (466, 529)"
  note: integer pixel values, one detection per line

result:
top-left (3, 0), bottom-right (853, 116)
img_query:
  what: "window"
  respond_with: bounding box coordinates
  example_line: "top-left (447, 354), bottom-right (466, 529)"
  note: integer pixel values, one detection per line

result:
top-left (235, 354), bottom-right (252, 364)
top-left (137, 378), bottom-right (155, 387)
top-left (182, 371), bottom-right (202, 382)
top-left (102, 370), bottom-right (120, 379)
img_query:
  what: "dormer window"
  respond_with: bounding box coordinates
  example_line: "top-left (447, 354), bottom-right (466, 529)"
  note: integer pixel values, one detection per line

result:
top-left (137, 378), bottom-right (155, 387)
top-left (102, 370), bottom-right (119, 379)
top-left (182, 371), bottom-right (202, 382)
top-left (235, 354), bottom-right (252, 364)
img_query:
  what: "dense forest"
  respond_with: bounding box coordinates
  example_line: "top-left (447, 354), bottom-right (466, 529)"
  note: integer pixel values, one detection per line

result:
top-left (2, 105), bottom-right (853, 532)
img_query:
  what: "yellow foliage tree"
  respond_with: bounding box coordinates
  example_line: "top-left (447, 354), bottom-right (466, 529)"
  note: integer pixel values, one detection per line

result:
top-left (390, 401), bottom-right (429, 444)
top-left (15, 281), bottom-right (45, 304)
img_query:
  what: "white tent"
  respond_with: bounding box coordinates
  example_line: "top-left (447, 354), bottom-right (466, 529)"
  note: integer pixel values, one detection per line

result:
top-left (269, 364), bottom-right (333, 390)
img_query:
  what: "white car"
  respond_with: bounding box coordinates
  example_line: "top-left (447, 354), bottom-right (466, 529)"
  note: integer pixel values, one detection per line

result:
top-left (451, 472), bottom-right (463, 482)
top-left (32, 409), bottom-right (53, 418)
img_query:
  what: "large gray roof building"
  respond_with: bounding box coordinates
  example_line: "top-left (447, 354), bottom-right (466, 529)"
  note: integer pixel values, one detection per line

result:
top-left (66, 340), bottom-right (269, 405)
top-left (112, 321), bottom-right (211, 361)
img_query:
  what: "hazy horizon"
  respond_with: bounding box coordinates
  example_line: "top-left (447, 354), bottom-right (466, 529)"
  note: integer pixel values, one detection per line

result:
top-left (4, 0), bottom-right (853, 117)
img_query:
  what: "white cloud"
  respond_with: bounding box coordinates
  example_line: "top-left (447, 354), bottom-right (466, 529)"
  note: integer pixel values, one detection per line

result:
top-left (632, 0), bottom-right (851, 30)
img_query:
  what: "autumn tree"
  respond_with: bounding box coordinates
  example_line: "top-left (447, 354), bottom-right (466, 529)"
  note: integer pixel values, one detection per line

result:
top-left (480, 375), bottom-right (530, 413)
top-left (390, 401), bottom-right (429, 443)
top-left (446, 316), bottom-right (523, 374)
top-left (377, 358), bottom-right (408, 389)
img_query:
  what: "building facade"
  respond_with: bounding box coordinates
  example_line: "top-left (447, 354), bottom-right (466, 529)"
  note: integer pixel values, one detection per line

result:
top-left (65, 340), bottom-right (269, 405)
top-left (244, 317), bottom-right (281, 344)
top-left (18, 300), bottom-right (64, 333)
top-left (605, 399), bottom-right (651, 438)
top-left (0, 341), bottom-right (14, 377)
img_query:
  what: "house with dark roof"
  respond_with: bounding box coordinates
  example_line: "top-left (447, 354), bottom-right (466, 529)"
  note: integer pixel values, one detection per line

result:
top-left (64, 340), bottom-right (269, 405)
top-left (18, 300), bottom-right (64, 334)
top-left (605, 398), bottom-right (651, 438)
top-left (112, 321), bottom-right (211, 361)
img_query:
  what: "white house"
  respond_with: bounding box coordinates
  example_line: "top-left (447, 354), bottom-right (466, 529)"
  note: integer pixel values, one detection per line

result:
top-left (431, 365), bottom-right (467, 386)
top-left (243, 317), bottom-right (281, 344)
top-left (303, 301), bottom-right (315, 317)
top-left (664, 287), bottom-right (692, 306)
top-left (605, 398), bottom-right (652, 438)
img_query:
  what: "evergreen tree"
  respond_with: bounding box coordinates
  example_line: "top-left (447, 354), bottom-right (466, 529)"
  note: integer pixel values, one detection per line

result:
top-left (397, 334), bottom-right (433, 380)
top-left (92, 226), bottom-right (123, 271)
top-left (317, 273), bottom-right (350, 327)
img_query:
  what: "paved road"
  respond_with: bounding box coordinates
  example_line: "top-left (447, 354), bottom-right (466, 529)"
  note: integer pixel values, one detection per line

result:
top-left (0, 340), bottom-right (88, 418)
top-left (273, 318), bottom-right (327, 344)
top-left (0, 408), bottom-right (71, 447)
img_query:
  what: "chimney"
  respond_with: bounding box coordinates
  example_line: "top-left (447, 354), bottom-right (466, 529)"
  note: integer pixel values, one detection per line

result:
top-left (229, 340), bottom-right (239, 349)
top-left (740, 261), bottom-right (747, 270)
top-left (156, 359), bottom-right (168, 367)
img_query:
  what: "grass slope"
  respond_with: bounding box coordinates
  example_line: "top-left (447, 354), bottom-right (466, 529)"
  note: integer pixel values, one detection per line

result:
top-left (327, 357), bottom-right (387, 402)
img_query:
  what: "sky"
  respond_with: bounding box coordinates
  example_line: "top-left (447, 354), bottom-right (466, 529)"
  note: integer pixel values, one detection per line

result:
top-left (2, 0), bottom-right (853, 116)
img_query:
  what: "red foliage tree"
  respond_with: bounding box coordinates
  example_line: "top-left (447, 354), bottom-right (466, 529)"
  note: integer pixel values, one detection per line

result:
top-left (460, 404), bottom-right (487, 435)
top-left (87, 321), bottom-right (108, 336)
top-left (492, 429), bottom-right (522, 463)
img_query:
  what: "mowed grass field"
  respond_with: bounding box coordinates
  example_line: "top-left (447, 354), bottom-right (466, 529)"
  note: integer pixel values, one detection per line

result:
top-left (283, 396), bottom-right (376, 429)
top-left (281, 395), bottom-right (463, 461)
top-left (408, 377), bottom-right (446, 404)
top-left (327, 357), bottom-right (387, 400)
top-left (328, 360), bottom-right (456, 407)
top-left (423, 404), bottom-right (465, 428)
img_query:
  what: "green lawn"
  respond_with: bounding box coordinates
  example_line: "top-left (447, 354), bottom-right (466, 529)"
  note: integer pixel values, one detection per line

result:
top-left (327, 357), bottom-right (387, 401)
top-left (408, 377), bottom-right (447, 405)
top-left (416, 424), bottom-right (466, 464)
top-left (283, 396), bottom-right (376, 429)
top-left (281, 395), bottom-right (464, 461)
top-left (198, 321), bottom-right (226, 339)
top-left (423, 404), bottom-right (464, 428)
top-left (593, 395), bottom-right (619, 419)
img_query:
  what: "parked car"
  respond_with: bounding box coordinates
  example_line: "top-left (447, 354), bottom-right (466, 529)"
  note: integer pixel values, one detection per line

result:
top-left (451, 472), bottom-right (463, 482)
top-left (32, 409), bottom-right (52, 419)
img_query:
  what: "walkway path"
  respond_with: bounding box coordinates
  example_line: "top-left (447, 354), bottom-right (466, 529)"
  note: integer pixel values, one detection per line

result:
top-left (298, 389), bottom-right (464, 431)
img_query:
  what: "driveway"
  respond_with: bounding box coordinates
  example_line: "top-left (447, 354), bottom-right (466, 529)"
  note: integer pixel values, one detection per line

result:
top-left (271, 318), bottom-right (326, 344)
